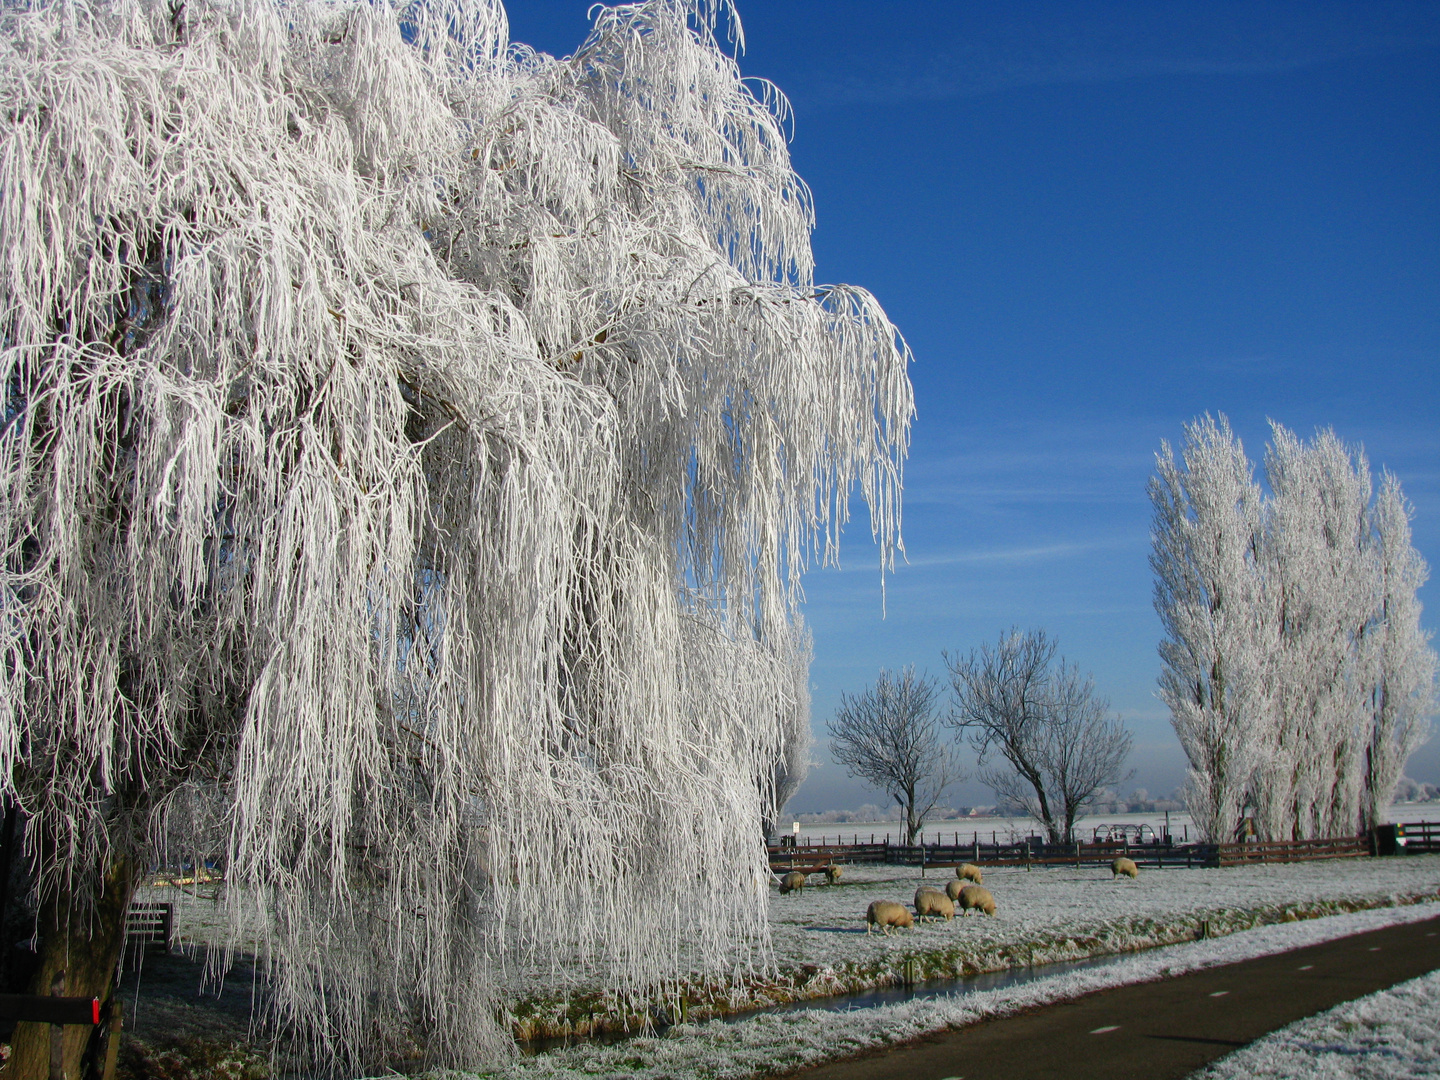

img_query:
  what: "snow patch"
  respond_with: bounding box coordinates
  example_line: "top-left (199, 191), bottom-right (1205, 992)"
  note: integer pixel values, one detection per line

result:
top-left (1188, 966), bottom-right (1440, 1079)
top-left (442, 883), bottom-right (1440, 1079)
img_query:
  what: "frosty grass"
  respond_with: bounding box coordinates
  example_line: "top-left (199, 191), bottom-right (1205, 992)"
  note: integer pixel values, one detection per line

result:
top-left (1191, 967), bottom-right (1440, 1079)
top-left (430, 854), bottom-right (1440, 1079)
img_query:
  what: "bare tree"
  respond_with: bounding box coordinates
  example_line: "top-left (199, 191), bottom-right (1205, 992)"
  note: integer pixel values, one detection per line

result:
top-left (1041, 662), bottom-right (1134, 844)
top-left (946, 630), bottom-right (1131, 844)
top-left (827, 669), bottom-right (964, 845)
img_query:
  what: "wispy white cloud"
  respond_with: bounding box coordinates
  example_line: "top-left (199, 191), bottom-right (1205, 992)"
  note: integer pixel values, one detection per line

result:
top-left (778, 5), bottom-right (1440, 111)
top-left (899, 536), bottom-right (1140, 568)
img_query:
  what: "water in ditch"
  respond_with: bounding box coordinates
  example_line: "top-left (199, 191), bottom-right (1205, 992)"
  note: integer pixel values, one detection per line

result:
top-left (520, 949), bottom-right (1129, 1054)
top-left (732, 949), bottom-right (1128, 1019)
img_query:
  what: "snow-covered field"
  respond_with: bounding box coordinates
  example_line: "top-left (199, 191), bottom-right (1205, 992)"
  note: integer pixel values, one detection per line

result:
top-left (756, 855), bottom-right (1440, 1008)
top-left (1189, 967), bottom-right (1440, 1079)
top-left (448, 894), bottom-right (1440, 1080)
top-left (147, 855), bottom-right (1440, 1079)
top-left (491, 853), bottom-right (1440, 1048)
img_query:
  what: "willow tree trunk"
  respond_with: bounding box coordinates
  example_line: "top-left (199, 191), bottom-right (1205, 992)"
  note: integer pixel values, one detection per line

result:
top-left (5, 860), bottom-right (134, 1080)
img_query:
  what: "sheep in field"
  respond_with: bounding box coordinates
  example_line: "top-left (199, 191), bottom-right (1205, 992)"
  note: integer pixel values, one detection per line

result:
top-left (824, 864), bottom-right (843, 885)
top-left (945, 878), bottom-right (965, 902)
top-left (866, 899), bottom-right (913, 934)
top-left (914, 885), bottom-right (955, 921)
top-left (956, 863), bottom-right (983, 885)
top-left (778, 871), bottom-right (807, 894)
top-left (1111, 856), bottom-right (1139, 879)
top-left (958, 884), bottom-right (996, 916)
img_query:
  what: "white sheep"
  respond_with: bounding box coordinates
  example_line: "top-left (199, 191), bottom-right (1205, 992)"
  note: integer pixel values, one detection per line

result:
top-left (866, 899), bottom-right (914, 934)
top-left (944, 878), bottom-right (965, 902)
top-left (778, 870), bottom-right (807, 894)
top-left (914, 885), bottom-right (955, 921)
top-left (956, 862), bottom-right (983, 885)
top-left (824, 864), bottom-right (843, 885)
top-left (1111, 856), bottom-right (1139, 879)
top-left (958, 884), bottom-right (996, 916)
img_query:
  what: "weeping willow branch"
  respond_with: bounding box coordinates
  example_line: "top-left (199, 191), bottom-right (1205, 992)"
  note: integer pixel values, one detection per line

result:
top-left (0, 0), bottom-right (913, 1072)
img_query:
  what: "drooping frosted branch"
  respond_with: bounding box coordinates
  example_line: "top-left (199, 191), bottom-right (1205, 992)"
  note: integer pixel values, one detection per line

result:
top-left (0, 0), bottom-right (912, 1069)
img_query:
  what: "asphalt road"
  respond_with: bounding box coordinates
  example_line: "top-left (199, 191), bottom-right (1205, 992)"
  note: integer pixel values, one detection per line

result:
top-left (793, 912), bottom-right (1440, 1080)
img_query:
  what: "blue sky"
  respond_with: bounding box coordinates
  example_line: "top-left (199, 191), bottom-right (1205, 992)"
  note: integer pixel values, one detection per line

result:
top-left (505, 2), bottom-right (1440, 810)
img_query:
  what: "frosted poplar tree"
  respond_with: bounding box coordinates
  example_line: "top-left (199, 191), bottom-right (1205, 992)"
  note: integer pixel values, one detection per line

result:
top-left (1363, 475), bottom-right (1436, 829)
top-left (1152, 418), bottom-right (1436, 843)
top-left (1261, 425), bottom-right (1377, 839)
top-left (0, 0), bottom-right (913, 1073)
top-left (1148, 417), bottom-right (1272, 843)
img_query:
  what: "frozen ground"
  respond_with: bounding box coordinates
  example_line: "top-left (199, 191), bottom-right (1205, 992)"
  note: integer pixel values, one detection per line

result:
top-left (442, 900), bottom-right (1440, 1080)
top-left (491, 854), bottom-right (1440, 1043)
top-left (750, 855), bottom-right (1440, 1011)
top-left (1188, 967), bottom-right (1440, 1079)
top-left (140, 856), bottom-right (1440, 1074)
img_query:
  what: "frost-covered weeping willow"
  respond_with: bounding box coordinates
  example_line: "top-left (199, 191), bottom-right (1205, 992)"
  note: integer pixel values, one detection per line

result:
top-left (1151, 418), bottom-right (1435, 844)
top-left (0, 0), bottom-right (911, 1068)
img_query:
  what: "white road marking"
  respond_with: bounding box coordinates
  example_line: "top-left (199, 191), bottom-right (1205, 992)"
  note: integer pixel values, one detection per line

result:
top-left (1090, 1025), bottom-right (1121, 1034)
top-left (1208, 990), bottom-right (1229, 997)
top-left (1297, 964), bottom-right (1314, 970)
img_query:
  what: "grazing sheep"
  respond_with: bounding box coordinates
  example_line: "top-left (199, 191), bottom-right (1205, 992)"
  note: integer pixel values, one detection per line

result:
top-left (944, 878), bottom-right (966, 902)
top-left (1111, 856), bottom-right (1139, 879)
top-left (824, 864), bottom-right (843, 885)
top-left (778, 871), bottom-right (806, 894)
top-left (956, 863), bottom-right (983, 885)
top-left (866, 899), bottom-right (914, 934)
top-left (914, 886), bottom-right (955, 921)
top-left (958, 884), bottom-right (996, 916)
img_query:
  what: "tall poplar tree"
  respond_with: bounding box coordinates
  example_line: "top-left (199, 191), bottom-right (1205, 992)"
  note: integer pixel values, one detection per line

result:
top-left (1149, 417), bottom-right (1272, 844)
top-left (1151, 417), bottom-right (1435, 843)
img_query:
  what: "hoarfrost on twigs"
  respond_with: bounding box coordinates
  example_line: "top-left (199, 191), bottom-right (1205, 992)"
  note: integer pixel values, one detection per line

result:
top-left (1150, 417), bottom-right (1435, 843)
top-left (0, 0), bottom-right (912, 1070)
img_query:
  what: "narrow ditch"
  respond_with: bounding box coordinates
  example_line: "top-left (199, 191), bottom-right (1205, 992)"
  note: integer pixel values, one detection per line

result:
top-left (519, 950), bottom-right (1130, 1054)
top-left (516, 890), bottom-right (1439, 1054)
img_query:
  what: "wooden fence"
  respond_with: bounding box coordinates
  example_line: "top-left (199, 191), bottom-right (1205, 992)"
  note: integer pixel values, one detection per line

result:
top-left (1401, 820), bottom-right (1440, 854)
top-left (1215, 835), bottom-right (1368, 867)
top-left (769, 836), bottom-right (1216, 871)
top-left (767, 827), bottom-right (1422, 874)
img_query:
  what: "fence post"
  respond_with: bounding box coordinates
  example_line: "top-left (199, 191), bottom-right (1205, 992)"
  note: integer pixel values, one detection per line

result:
top-left (102, 1000), bottom-right (123, 1080)
top-left (48, 970), bottom-right (65, 1080)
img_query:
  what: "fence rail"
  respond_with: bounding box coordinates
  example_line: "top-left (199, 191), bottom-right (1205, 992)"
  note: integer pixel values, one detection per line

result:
top-left (124, 901), bottom-right (174, 953)
top-left (769, 837), bottom-right (1217, 871)
top-left (1401, 820), bottom-right (1440, 854)
top-left (767, 827), bottom-right (1434, 873)
top-left (1216, 835), bottom-right (1368, 867)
